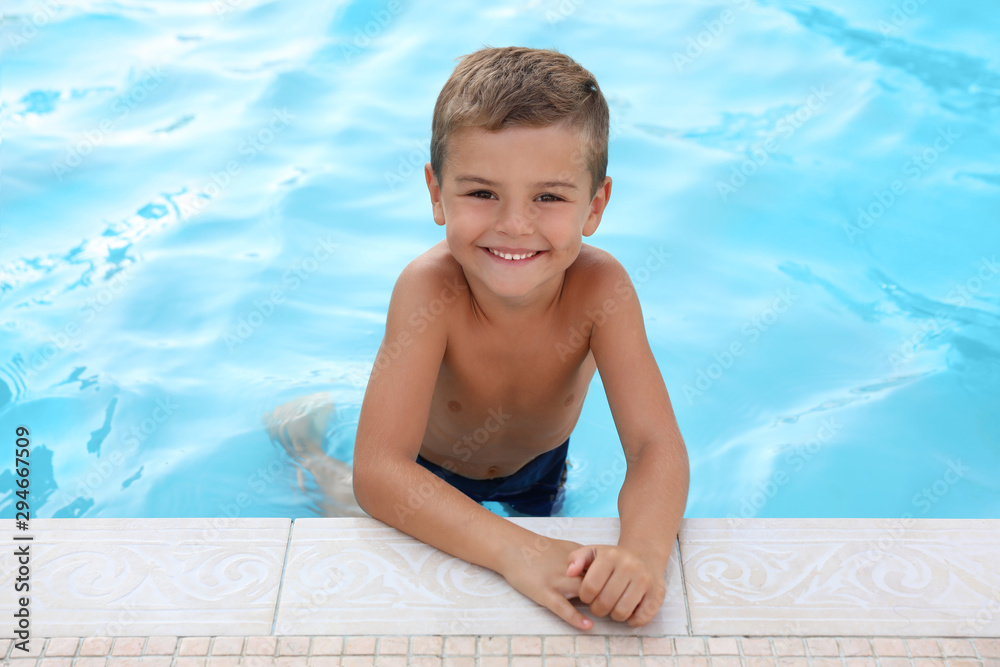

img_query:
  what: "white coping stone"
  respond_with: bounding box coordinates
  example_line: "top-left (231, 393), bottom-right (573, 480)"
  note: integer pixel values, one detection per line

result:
top-left (7, 517), bottom-right (997, 638)
top-left (274, 517), bottom-right (688, 635)
top-left (680, 518), bottom-right (1000, 637)
top-left (0, 518), bottom-right (291, 636)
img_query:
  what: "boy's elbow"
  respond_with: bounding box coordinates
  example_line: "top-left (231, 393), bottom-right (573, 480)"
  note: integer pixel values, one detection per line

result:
top-left (352, 445), bottom-right (424, 523)
top-left (352, 457), bottom-right (399, 521)
top-left (352, 462), bottom-right (379, 517)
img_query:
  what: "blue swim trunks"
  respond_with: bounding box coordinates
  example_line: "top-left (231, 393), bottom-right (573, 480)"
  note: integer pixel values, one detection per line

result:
top-left (415, 438), bottom-right (569, 516)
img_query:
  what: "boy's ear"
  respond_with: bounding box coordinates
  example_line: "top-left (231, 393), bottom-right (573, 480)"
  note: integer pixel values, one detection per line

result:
top-left (425, 162), bottom-right (446, 227)
top-left (583, 176), bottom-right (612, 237)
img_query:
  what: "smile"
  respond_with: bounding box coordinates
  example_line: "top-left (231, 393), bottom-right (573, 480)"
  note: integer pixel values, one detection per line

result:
top-left (484, 247), bottom-right (544, 261)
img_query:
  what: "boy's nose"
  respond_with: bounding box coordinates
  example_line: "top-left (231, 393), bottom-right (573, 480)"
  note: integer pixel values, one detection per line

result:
top-left (494, 201), bottom-right (536, 236)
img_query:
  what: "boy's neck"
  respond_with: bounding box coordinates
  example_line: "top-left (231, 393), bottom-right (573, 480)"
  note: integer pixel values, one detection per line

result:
top-left (463, 269), bottom-right (567, 327)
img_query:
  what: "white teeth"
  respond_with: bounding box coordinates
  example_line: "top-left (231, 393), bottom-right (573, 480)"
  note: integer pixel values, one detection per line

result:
top-left (489, 248), bottom-right (538, 261)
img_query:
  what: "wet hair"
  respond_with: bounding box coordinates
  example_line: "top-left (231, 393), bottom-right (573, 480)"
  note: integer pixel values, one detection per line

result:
top-left (430, 46), bottom-right (610, 199)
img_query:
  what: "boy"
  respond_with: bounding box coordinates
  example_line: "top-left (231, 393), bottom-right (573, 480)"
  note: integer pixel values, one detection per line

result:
top-left (353, 46), bottom-right (689, 631)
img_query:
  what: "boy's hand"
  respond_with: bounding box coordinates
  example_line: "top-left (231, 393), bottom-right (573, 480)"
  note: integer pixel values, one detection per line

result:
top-left (566, 545), bottom-right (667, 627)
top-left (500, 537), bottom-right (596, 632)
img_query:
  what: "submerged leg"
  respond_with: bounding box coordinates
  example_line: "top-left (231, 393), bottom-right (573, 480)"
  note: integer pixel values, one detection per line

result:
top-left (262, 392), bottom-right (367, 517)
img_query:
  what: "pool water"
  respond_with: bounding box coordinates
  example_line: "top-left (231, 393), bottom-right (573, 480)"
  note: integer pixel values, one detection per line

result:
top-left (2, 1), bottom-right (998, 520)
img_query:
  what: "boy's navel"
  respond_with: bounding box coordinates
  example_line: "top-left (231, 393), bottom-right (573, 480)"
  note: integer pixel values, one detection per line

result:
top-left (448, 400), bottom-right (463, 412)
top-left (564, 393), bottom-right (575, 406)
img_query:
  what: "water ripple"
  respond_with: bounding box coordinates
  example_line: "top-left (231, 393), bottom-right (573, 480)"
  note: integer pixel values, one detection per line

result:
top-left (787, 6), bottom-right (1000, 118)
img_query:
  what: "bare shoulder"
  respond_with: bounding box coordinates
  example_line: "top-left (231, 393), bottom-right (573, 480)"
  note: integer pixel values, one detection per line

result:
top-left (394, 239), bottom-right (468, 302)
top-left (567, 243), bottom-right (635, 301)
top-left (573, 243), bottom-right (624, 273)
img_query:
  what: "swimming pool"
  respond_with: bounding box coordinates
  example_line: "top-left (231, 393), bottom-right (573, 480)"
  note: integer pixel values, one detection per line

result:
top-left (2, 0), bottom-right (998, 520)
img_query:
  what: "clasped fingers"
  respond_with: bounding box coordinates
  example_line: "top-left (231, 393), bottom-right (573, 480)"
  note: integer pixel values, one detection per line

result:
top-left (576, 545), bottom-right (662, 623)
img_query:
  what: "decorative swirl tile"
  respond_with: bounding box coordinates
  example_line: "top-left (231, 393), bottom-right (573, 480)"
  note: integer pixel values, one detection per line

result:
top-left (0, 518), bottom-right (290, 636)
top-left (436, 557), bottom-right (511, 601)
top-left (680, 518), bottom-right (1000, 636)
top-left (275, 517), bottom-right (688, 635)
top-left (42, 547), bottom-right (149, 602)
top-left (182, 547), bottom-right (279, 602)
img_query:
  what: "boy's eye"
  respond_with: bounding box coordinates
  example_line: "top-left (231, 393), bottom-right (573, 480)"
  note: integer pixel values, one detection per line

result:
top-left (464, 191), bottom-right (564, 202)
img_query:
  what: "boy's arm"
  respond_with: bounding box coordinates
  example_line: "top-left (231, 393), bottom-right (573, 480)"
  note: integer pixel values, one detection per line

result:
top-left (352, 258), bottom-right (593, 630)
top-left (567, 252), bottom-right (690, 626)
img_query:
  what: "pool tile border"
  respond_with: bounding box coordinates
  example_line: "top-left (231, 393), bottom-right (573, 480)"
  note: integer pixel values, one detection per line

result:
top-left (4, 635), bottom-right (1000, 666)
top-left (273, 517), bottom-right (687, 635)
top-left (1, 518), bottom-right (997, 639)
top-left (0, 519), bottom-right (291, 637)
top-left (679, 519), bottom-right (1000, 637)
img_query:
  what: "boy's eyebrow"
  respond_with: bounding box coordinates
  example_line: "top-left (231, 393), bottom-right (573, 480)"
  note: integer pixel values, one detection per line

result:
top-left (454, 175), bottom-right (578, 190)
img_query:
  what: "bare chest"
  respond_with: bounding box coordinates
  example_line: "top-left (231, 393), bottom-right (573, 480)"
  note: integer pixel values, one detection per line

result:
top-left (422, 317), bottom-right (596, 478)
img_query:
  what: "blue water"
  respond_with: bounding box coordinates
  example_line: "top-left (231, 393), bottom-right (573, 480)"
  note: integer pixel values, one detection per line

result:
top-left (2, 1), bottom-right (998, 520)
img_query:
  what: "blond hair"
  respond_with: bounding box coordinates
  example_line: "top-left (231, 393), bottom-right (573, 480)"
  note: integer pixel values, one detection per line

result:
top-left (430, 46), bottom-right (609, 198)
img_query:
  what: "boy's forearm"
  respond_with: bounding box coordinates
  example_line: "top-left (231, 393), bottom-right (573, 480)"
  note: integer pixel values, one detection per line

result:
top-left (616, 441), bottom-right (690, 573)
top-left (353, 458), bottom-right (541, 577)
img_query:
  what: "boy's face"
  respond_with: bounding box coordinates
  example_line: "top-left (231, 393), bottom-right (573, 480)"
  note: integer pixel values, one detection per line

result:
top-left (425, 123), bottom-right (612, 304)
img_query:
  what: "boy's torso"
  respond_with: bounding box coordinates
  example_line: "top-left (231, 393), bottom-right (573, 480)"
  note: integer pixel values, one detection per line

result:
top-left (417, 240), bottom-right (603, 480)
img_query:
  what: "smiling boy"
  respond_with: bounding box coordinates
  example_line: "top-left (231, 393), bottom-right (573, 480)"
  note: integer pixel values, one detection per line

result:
top-left (353, 47), bottom-right (689, 631)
